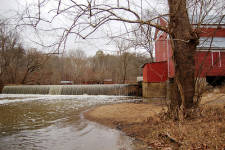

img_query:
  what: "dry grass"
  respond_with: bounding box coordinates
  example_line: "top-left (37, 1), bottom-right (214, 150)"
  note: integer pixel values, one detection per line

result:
top-left (85, 96), bottom-right (225, 149)
top-left (153, 105), bottom-right (225, 149)
top-left (201, 87), bottom-right (225, 105)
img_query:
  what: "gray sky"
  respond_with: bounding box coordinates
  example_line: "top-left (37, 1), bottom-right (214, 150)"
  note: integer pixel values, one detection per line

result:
top-left (0, 0), bottom-right (114, 55)
top-left (0, 0), bottom-right (166, 56)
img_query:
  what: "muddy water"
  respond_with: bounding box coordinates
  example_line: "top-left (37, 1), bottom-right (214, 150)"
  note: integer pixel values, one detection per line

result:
top-left (0, 94), bottom-right (140, 150)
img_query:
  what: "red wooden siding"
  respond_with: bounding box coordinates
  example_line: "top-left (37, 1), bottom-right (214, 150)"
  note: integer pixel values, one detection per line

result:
top-left (195, 51), bottom-right (225, 77)
top-left (195, 51), bottom-right (212, 77)
top-left (154, 17), bottom-right (225, 79)
top-left (143, 62), bottom-right (168, 82)
top-left (143, 51), bottom-right (225, 83)
top-left (199, 28), bottom-right (225, 37)
top-left (155, 38), bottom-right (175, 78)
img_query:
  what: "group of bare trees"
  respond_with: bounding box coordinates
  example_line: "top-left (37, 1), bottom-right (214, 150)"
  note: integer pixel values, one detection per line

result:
top-left (58, 49), bottom-right (149, 84)
top-left (1, 17), bottom-right (150, 85)
top-left (0, 20), bottom-right (46, 85)
top-left (0, 20), bottom-right (149, 85)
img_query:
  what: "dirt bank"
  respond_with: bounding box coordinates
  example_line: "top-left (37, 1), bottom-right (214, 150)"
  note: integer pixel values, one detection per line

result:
top-left (85, 103), bottom-right (163, 127)
top-left (85, 95), bottom-right (225, 149)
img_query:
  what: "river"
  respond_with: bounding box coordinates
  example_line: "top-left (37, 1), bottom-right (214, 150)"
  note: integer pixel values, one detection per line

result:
top-left (0, 94), bottom-right (141, 150)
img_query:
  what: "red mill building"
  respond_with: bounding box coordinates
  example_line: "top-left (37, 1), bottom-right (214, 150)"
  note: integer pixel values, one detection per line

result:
top-left (142, 16), bottom-right (225, 98)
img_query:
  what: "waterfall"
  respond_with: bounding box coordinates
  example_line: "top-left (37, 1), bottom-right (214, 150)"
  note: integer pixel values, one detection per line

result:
top-left (1, 84), bottom-right (139, 96)
top-left (2, 85), bottom-right (50, 94)
top-left (49, 85), bottom-right (62, 95)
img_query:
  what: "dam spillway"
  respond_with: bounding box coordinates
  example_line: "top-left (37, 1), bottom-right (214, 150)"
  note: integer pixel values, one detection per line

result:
top-left (2, 84), bottom-right (139, 96)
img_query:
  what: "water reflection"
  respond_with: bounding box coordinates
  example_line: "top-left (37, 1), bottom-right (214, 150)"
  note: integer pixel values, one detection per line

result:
top-left (0, 95), bottom-right (138, 150)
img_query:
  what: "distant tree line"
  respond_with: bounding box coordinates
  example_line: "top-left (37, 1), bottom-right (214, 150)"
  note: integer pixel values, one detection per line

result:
top-left (60, 49), bottom-right (149, 84)
top-left (0, 20), bottom-right (150, 85)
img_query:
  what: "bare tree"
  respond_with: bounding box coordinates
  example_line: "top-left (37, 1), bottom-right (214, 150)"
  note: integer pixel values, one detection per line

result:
top-left (17, 0), bottom-right (225, 119)
top-left (21, 49), bottom-right (43, 84)
top-left (68, 49), bottom-right (87, 83)
top-left (130, 10), bottom-right (156, 60)
top-left (40, 55), bottom-right (62, 85)
top-left (114, 39), bottom-right (132, 83)
top-left (91, 50), bottom-right (108, 83)
top-left (0, 19), bottom-right (25, 84)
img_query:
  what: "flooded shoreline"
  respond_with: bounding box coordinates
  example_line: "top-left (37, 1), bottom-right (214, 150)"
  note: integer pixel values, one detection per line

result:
top-left (0, 94), bottom-right (140, 150)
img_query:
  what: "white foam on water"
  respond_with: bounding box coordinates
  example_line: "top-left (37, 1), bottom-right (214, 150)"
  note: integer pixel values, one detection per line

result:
top-left (0, 94), bottom-right (140, 105)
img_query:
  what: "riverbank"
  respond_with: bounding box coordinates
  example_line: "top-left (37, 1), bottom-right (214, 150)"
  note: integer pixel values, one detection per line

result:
top-left (84, 91), bottom-right (225, 149)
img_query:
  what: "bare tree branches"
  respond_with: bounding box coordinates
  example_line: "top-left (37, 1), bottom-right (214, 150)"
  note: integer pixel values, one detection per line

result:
top-left (15, 0), bottom-right (171, 53)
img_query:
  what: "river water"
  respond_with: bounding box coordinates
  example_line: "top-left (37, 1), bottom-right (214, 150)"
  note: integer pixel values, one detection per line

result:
top-left (0, 94), bottom-right (140, 150)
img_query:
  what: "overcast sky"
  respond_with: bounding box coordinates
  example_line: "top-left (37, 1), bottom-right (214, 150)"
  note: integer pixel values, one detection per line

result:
top-left (0, 0), bottom-right (167, 56)
top-left (0, 0), bottom-right (113, 56)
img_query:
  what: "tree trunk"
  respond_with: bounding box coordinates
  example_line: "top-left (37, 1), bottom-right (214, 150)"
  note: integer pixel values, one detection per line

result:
top-left (167, 0), bottom-right (199, 119)
top-left (0, 79), bottom-right (4, 94)
top-left (21, 70), bottom-right (29, 84)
